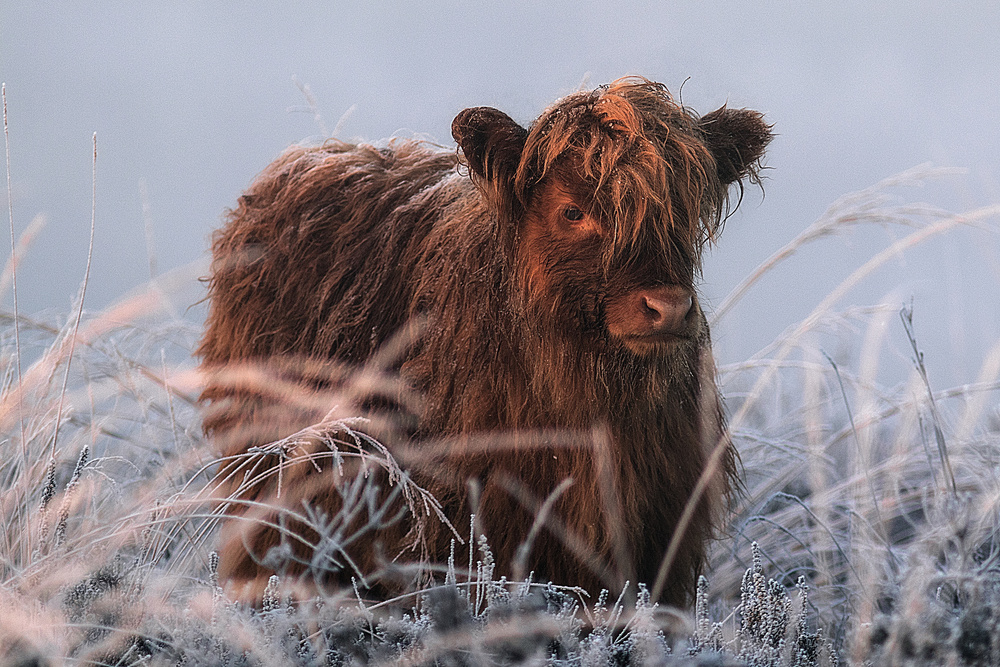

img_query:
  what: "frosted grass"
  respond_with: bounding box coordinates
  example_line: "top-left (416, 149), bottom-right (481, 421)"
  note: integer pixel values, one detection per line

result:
top-left (0, 164), bottom-right (998, 664)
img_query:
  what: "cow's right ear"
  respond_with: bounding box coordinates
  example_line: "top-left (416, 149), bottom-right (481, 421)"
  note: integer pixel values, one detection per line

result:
top-left (452, 107), bottom-right (528, 190)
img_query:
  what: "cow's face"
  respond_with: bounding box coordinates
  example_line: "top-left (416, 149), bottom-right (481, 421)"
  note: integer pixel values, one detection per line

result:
top-left (453, 77), bottom-right (772, 357)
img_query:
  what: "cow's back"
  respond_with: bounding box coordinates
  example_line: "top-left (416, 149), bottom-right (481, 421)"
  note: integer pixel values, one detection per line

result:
top-left (199, 140), bottom-right (462, 456)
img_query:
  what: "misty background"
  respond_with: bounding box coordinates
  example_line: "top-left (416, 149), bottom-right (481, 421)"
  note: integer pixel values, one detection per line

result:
top-left (1, 1), bottom-right (998, 387)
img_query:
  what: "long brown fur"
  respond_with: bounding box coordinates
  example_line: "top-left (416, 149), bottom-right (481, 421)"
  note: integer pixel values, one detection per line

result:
top-left (199, 77), bottom-right (772, 607)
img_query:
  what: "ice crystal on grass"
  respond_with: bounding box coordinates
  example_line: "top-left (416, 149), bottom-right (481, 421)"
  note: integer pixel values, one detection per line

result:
top-left (738, 543), bottom-right (792, 666)
top-left (692, 576), bottom-right (725, 655)
top-left (862, 498), bottom-right (1000, 666)
top-left (54, 444), bottom-right (88, 547)
top-left (685, 543), bottom-right (837, 667)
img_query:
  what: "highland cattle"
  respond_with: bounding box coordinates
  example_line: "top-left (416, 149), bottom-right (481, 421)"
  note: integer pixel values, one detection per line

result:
top-left (199, 76), bottom-right (772, 607)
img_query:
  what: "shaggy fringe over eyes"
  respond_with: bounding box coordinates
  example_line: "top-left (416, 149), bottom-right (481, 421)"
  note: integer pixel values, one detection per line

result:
top-left (514, 77), bottom-right (727, 265)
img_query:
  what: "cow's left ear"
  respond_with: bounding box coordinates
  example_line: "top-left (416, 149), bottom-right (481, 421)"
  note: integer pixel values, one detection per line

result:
top-left (698, 106), bottom-right (773, 186)
top-left (452, 107), bottom-right (528, 189)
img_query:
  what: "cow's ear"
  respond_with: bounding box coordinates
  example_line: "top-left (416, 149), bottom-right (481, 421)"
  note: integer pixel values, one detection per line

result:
top-left (452, 107), bottom-right (528, 187)
top-left (698, 106), bottom-right (773, 186)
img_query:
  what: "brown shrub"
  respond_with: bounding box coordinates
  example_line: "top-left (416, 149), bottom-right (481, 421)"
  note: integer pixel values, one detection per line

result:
top-left (198, 76), bottom-right (772, 607)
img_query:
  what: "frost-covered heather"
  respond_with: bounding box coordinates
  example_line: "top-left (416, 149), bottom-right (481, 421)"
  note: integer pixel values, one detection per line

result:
top-left (1, 166), bottom-right (999, 666)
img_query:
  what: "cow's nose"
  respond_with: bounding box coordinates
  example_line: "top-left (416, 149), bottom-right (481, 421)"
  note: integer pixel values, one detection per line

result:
top-left (638, 285), bottom-right (693, 335)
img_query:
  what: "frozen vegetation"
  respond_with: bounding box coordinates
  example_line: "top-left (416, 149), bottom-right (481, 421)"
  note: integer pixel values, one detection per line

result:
top-left (2, 161), bottom-right (1000, 665)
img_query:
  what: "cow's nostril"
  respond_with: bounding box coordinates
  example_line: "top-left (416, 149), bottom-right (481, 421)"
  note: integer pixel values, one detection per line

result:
top-left (642, 296), bottom-right (664, 320)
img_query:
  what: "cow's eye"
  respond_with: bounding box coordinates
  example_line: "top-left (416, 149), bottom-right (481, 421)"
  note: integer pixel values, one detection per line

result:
top-left (563, 206), bottom-right (585, 222)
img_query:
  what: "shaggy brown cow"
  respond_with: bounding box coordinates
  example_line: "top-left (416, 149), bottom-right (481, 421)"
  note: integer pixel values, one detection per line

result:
top-left (199, 76), bottom-right (771, 607)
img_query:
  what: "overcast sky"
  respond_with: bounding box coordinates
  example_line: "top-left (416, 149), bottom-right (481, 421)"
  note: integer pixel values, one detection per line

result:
top-left (2, 1), bottom-right (998, 384)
